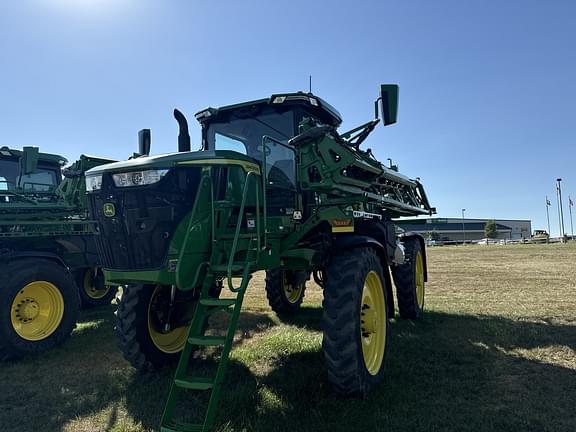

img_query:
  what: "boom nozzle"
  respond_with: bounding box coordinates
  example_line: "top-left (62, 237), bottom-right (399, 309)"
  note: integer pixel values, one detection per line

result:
top-left (173, 109), bottom-right (191, 152)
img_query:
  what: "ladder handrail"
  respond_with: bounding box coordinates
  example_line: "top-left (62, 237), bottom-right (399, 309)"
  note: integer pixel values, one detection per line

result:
top-left (226, 170), bottom-right (260, 293)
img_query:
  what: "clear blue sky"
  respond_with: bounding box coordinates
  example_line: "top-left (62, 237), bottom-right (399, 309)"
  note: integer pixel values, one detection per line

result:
top-left (1, 0), bottom-right (575, 236)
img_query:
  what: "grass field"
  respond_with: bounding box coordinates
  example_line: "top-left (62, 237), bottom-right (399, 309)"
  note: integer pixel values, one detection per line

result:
top-left (1, 243), bottom-right (575, 432)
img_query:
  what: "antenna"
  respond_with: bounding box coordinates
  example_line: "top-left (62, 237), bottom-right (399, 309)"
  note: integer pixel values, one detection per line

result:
top-left (309, 75), bottom-right (312, 93)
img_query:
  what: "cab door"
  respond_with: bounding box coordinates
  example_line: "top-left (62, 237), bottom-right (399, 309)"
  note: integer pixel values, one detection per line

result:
top-left (262, 138), bottom-right (300, 232)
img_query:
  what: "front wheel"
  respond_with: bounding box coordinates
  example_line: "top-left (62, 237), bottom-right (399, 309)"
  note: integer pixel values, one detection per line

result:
top-left (0, 259), bottom-right (79, 360)
top-left (322, 248), bottom-right (389, 396)
top-left (76, 267), bottom-right (118, 308)
top-left (115, 284), bottom-right (192, 371)
top-left (115, 281), bottom-right (222, 371)
top-left (265, 269), bottom-right (308, 315)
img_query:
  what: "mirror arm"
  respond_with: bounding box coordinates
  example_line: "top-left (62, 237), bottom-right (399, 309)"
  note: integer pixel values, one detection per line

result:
top-left (374, 96), bottom-right (381, 120)
top-left (340, 120), bottom-right (379, 140)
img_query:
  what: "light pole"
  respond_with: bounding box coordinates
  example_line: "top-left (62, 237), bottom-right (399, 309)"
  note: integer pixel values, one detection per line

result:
top-left (461, 208), bottom-right (466, 245)
top-left (557, 178), bottom-right (565, 241)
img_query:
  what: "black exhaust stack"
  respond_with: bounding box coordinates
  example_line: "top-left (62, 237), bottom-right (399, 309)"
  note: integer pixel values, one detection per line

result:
top-left (138, 129), bottom-right (151, 156)
top-left (173, 109), bottom-right (191, 152)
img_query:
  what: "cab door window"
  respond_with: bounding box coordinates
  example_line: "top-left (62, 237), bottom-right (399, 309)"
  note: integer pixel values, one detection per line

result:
top-left (263, 139), bottom-right (296, 216)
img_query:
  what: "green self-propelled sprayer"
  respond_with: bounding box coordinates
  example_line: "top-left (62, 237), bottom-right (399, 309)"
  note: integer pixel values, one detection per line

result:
top-left (0, 147), bottom-right (117, 360)
top-left (86, 85), bottom-right (435, 431)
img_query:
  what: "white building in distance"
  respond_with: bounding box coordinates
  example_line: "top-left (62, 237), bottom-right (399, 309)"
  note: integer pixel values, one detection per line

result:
top-left (396, 218), bottom-right (532, 242)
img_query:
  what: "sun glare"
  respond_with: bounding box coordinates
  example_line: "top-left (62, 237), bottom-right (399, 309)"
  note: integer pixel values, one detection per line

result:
top-left (42, 0), bottom-right (132, 16)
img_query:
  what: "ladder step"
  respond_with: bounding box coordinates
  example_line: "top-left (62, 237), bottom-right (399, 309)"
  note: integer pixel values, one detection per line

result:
top-left (199, 298), bottom-right (237, 307)
top-left (188, 336), bottom-right (227, 346)
top-left (174, 376), bottom-right (214, 390)
top-left (161, 421), bottom-right (204, 432)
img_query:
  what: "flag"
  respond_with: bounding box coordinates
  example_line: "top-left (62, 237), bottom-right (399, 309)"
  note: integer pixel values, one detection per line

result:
top-left (570, 196), bottom-right (574, 207)
top-left (546, 196), bottom-right (551, 206)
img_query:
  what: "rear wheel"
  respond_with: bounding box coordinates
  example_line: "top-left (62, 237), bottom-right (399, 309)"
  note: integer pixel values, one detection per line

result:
top-left (115, 281), bottom-right (221, 371)
top-left (392, 237), bottom-right (425, 319)
top-left (0, 259), bottom-right (79, 360)
top-left (265, 269), bottom-right (307, 315)
top-left (76, 267), bottom-right (118, 308)
top-left (322, 248), bottom-right (389, 396)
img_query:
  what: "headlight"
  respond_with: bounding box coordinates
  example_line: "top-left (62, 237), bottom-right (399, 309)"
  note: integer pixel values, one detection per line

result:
top-left (112, 169), bottom-right (169, 187)
top-left (85, 175), bottom-right (103, 192)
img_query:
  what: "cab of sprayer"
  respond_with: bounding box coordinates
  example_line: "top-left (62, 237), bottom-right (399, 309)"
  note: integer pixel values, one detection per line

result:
top-left (84, 92), bottom-right (341, 286)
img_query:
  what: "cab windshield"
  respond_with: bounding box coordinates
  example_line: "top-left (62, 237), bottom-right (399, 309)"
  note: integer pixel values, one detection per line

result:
top-left (0, 159), bottom-right (60, 192)
top-left (205, 108), bottom-right (298, 215)
top-left (205, 110), bottom-right (297, 186)
top-left (206, 110), bottom-right (294, 155)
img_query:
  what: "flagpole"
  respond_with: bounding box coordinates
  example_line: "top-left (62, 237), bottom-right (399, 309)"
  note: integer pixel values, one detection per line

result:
top-left (570, 196), bottom-right (574, 240)
top-left (546, 196), bottom-right (551, 236)
top-left (556, 183), bottom-right (563, 239)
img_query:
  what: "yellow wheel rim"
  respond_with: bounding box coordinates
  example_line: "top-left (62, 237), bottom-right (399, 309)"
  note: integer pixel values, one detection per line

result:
top-left (360, 271), bottom-right (387, 375)
top-left (10, 281), bottom-right (64, 341)
top-left (147, 286), bottom-right (187, 354)
top-left (83, 269), bottom-right (111, 300)
top-left (415, 252), bottom-right (425, 309)
top-left (283, 273), bottom-right (304, 304)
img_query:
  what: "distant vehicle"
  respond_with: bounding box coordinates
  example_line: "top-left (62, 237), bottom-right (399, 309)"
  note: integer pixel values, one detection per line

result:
top-left (531, 230), bottom-right (550, 243)
top-left (477, 238), bottom-right (498, 245)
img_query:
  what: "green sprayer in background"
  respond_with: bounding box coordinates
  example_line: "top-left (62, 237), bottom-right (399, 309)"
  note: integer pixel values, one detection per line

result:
top-left (0, 147), bottom-right (117, 359)
top-left (86, 84), bottom-right (435, 431)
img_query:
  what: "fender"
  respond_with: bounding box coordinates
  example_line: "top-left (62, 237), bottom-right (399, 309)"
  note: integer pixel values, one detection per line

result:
top-left (0, 251), bottom-right (69, 270)
top-left (332, 234), bottom-right (395, 318)
top-left (332, 234), bottom-right (386, 254)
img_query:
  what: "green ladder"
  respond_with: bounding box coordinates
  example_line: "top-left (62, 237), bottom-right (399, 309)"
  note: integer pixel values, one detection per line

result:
top-left (160, 265), bottom-right (252, 432)
top-left (161, 169), bottom-right (262, 431)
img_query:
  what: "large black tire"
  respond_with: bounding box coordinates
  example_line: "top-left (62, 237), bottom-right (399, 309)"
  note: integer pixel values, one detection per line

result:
top-left (322, 248), bottom-right (389, 396)
top-left (76, 267), bottom-right (118, 309)
top-left (392, 237), bottom-right (426, 319)
top-left (0, 259), bottom-right (79, 360)
top-left (115, 281), bottom-right (222, 371)
top-left (265, 269), bottom-right (307, 315)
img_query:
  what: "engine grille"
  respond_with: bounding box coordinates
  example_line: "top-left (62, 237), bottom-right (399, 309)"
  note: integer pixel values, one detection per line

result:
top-left (88, 167), bottom-right (201, 271)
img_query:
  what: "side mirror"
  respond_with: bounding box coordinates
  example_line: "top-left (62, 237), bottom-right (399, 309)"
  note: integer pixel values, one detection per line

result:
top-left (138, 129), bottom-right (151, 156)
top-left (379, 84), bottom-right (399, 126)
top-left (21, 146), bottom-right (39, 174)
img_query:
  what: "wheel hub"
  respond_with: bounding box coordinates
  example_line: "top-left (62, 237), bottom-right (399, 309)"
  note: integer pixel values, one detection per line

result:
top-left (16, 299), bottom-right (40, 321)
top-left (10, 281), bottom-right (65, 341)
top-left (415, 252), bottom-right (425, 308)
top-left (83, 269), bottom-right (111, 300)
top-left (360, 271), bottom-right (387, 375)
top-left (283, 276), bottom-right (303, 303)
top-left (361, 305), bottom-right (377, 335)
top-left (147, 285), bottom-right (188, 354)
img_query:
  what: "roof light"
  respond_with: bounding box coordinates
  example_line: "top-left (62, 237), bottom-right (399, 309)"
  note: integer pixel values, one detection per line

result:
top-left (194, 110), bottom-right (212, 120)
top-left (272, 95), bottom-right (319, 106)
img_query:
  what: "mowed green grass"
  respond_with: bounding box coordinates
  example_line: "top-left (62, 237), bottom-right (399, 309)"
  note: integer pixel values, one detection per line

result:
top-left (1, 243), bottom-right (575, 432)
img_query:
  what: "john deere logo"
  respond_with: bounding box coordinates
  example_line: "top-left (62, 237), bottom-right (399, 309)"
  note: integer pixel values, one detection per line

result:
top-left (103, 203), bottom-right (116, 217)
